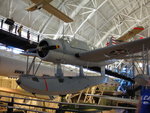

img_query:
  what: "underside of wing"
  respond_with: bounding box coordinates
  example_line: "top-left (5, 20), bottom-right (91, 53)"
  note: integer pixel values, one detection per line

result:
top-left (27, 0), bottom-right (73, 23)
top-left (42, 3), bottom-right (73, 23)
top-left (30, 0), bottom-right (53, 4)
top-left (117, 26), bottom-right (144, 41)
top-left (77, 37), bottom-right (150, 62)
top-left (26, 0), bottom-right (53, 11)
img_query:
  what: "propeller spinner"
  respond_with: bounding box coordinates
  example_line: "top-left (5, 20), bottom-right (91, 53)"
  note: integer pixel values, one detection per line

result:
top-left (27, 40), bottom-right (60, 58)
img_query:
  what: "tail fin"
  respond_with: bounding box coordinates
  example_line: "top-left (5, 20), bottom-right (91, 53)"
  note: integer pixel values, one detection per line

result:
top-left (106, 37), bottom-right (117, 46)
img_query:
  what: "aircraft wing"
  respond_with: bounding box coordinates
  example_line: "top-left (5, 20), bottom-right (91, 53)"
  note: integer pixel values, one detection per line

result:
top-left (77, 37), bottom-right (150, 62)
top-left (117, 26), bottom-right (144, 41)
top-left (26, 0), bottom-right (53, 11)
top-left (42, 2), bottom-right (73, 23)
top-left (27, 0), bottom-right (73, 23)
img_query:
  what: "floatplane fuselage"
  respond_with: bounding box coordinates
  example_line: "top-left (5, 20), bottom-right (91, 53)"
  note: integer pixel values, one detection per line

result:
top-left (17, 38), bottom-right (110, 95)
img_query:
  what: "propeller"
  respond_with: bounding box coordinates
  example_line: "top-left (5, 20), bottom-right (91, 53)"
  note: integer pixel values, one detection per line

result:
top-left (24, 44), bottom-right (60, 58)
top-left (41, 45), bottom-right (60, 51)
top-left (27, 45), bottom-right (60, 52)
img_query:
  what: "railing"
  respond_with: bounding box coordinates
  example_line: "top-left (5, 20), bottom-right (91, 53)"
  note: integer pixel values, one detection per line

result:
top-left (0, 18), bottom-right (41, 43)
top-left (0, 95), bottom-right (80, 113)
top-left (0, 94), bottom-right (136, 113)
top-left (0, 17), bottom-right (42, 54)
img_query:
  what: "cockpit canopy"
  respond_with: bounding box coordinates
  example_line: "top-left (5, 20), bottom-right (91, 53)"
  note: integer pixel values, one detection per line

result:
top-left (69, 38), bottom-right (91, 51)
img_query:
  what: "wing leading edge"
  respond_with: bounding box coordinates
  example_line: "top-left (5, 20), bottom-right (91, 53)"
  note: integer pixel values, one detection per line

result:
top-left (77, 37), bottom-right (150, 62)
top-left (27, 0), bottom-right (73, 23)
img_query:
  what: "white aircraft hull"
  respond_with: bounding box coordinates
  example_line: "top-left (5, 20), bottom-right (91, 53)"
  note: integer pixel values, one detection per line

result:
top-left (17, 75), bottom-right (108, 95)
top-left (0, 50), bottom-right (76, 77)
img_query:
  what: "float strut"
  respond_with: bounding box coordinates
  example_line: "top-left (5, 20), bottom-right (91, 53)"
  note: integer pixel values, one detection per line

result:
top-left (79, 66), bottom-right (84, 77)
top-left (55, 64), bottom-right (64, 77)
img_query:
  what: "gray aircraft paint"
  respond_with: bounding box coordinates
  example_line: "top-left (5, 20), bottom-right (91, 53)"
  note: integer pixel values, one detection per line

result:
top-left (37, 38), bottom-right (116, 66)
top-left (17, 74), bottom-right (108, 95)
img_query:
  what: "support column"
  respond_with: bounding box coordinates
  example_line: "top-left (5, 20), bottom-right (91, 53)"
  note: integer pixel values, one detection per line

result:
top-left (7, 97), bottom-right (14, 113)
top-left (101, 66), bottom-right (105, 76)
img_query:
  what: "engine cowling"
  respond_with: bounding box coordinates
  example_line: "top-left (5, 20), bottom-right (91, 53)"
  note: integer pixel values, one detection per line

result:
top-left (37, 39), bottom-right (63, 59)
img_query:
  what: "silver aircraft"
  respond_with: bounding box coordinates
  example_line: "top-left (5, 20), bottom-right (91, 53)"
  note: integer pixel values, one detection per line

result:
top-left (17, 37), bottom-right (150, 95)
top-left (23, 37), bottom-right (150, 67)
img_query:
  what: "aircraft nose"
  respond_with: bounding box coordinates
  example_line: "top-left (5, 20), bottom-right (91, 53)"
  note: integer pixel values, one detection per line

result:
top-left (16, 79), bottom-right (21, 85)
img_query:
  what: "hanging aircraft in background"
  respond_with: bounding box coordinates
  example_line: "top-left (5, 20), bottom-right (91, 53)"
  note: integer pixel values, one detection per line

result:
top-left (26, 0), bottom-right (73, 23)
top-left (116, 26), bottom-right (144, 42)
top-left (106, 26), bottom-right (144, 46)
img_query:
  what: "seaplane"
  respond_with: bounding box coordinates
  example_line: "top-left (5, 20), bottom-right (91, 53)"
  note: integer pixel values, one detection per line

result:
top-left (0, 50), bottom-right (137, 111)
top-left (16, 34), bottom-right (150, 95)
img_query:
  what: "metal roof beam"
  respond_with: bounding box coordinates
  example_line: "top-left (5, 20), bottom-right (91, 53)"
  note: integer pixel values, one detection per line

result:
top-left (96, 0), bottom-right (150, 47)
top-left (73, 0), bottom-right (108, 35)
top-left (53, 0), bottom-right (91, 39)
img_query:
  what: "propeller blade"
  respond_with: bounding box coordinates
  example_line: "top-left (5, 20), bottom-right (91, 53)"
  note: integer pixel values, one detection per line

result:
top-left (41, 45), bottom-right (60, 51)
top-left (27, 45), bottom-right (60, 52)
